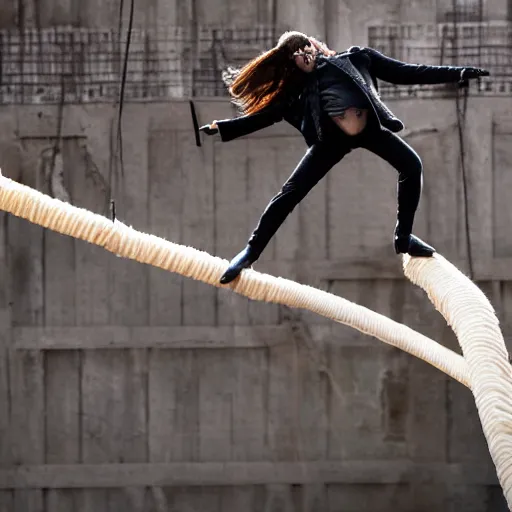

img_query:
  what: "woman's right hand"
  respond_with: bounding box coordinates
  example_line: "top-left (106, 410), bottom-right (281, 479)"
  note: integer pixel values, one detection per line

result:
top-left (199, 121), bottom-right (219, 135)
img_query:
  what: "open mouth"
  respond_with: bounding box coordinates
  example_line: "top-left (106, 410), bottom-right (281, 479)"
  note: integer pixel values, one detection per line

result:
top-left (293, 51), bottom-right (314, 66)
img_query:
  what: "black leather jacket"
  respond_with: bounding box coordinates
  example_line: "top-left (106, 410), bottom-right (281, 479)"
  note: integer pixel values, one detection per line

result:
top-left (216, 46), bottom-right (467, 146)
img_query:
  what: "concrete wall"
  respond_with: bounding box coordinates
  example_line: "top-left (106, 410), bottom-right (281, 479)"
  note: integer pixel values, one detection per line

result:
top-left (1, 0), bottom-right (509, 45)
top-left (0, 96), bottom-right (511, 511)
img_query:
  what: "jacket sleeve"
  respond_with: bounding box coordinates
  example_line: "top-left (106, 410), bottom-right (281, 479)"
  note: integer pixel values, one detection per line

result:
top-left (364, 47), bottom-right (465, 85)
top-left (215, 102), bottom-right (285, 142)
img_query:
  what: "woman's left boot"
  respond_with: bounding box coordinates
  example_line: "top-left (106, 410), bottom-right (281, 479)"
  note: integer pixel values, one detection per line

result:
top-left (220, 246), bottom-right (258, 284)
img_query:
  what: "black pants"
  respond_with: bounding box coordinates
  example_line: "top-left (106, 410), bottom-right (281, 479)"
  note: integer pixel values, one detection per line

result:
top-left (246, 118), bottom-right (423, 259)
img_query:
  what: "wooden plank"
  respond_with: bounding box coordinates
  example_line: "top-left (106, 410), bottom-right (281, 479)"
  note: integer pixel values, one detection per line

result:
top-left (293, 323), bottom-right (329, 461)
top-left (9, 349), bottom-right (45, 465)
top-left (12, 324), bottom-right (305, 349)
top-left (148, 349), bottom-right (199, 462)
top-left (500, 282), bottom-right (512, 328)
top-left (81, 349), bottom-right (148, 464)
top-left (262, 484), bottom-right (296, 512)
top-left (492, 131), bottom-right (512, 257)
top-left (45, 351), bottom-right (81, 463)
top-left (409, 126), bottom-right (460, 260)
top-left (73, 486), bottom-right (152, 512)
top-left (167, 486), bottom-right (222, 512)
top-left (0, 343), bottom-right (10, 467)
top-left (325, 280), bottom-right (409, 459)
top-left (43, 140), bottom-right (76, 327)
top-left (447, 378), bottom-right (492, 464)
top-left (9, 350), bottom-right (45, 509)
top-left (46, 489), bottom-right (82, 512)
top-left (78, 489), bottom-right (109, 512)
top-left (81, 348), bottom-right (148, 511)
top-left (11, 324), bottom-right (386, 352)
top-left (165, 486), bottom-right (222, 512)
top-left (0, 461), bottom-right (499, 488)
top-left (0, 210), bottom-right (12, 468)
top-left (0, 134), bottom-right (22, 189)
top-left (220, 486), bottom-right (266, 511)
top-left (214, 139), bottom-right (250, 325)
top-left (230, 348), bottom-right (269, 461)
top-left (305, 257), bottom-right (405, 281)
top-left (400, 283), bottom-right (449, 462)
top-left (473, 257), bottom-right (512, 280)
top-left (13, 490), bottom-right (44, 512)
top-left (300, 484), bottom-right (328, 512)
top-left (198, 350), bottom-right (234, 461)
top-left (266, 342), bottom-right (300, 461)
top-left (326, 343), bottom-right (394, 459)
top-left (70, 131), bottom-right (110, 326)
top-left (380, 350), bottom-right (409, 446)
top-left (108, 106), bottom-right (149, 326)
top-left (327, 483), bottom-right (412, 512)
top-left (448, 485), bottom-right (508, 512)
top-left (0, 491), bottom-right (13, 512)
top-left (44, 229), bottom-right (76, 326)
top-left (180, 131), bottom-right (216, 325)
top-left (466, 106), bottom-right (494, 265)
top-left (5, 138), bottom-right (46, 508)
top-left (147, 129), bottom-right (183, 326)
top-left (8, 139), bottom-right (46, 327)
top-left (408, 484), bottom-right (448, 512)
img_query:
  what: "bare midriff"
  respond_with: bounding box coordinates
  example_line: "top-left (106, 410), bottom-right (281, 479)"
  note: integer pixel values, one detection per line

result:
top-left (331, 107), bottom-right (369, 136)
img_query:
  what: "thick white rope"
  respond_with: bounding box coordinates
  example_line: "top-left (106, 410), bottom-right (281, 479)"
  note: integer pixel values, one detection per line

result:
top-left (3, 169), bottom-right (512, 507)
top-left (404, 255), bottom-right (512, 508)
top-left (0, 169), bottom-right (468, 386)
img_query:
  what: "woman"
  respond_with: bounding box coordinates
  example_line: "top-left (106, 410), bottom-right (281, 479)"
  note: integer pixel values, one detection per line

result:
top-left (200, 31), bottom-right (489, 284)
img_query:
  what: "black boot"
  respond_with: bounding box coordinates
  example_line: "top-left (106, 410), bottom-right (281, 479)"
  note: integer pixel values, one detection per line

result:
top-left (220, 246), bottom-right (258, 284)
top-left (394, 233), bottom-right (435, 257)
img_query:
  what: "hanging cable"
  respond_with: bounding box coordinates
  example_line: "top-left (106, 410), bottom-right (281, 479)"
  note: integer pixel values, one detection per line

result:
top-left (110, 0), bottom-right (135, 221)
top-left (451, 0), bottom-right (474, 280)
top-left (116, 0), bottom-right (135, 179)
top-left (455, 82), bottom-right (473, 280)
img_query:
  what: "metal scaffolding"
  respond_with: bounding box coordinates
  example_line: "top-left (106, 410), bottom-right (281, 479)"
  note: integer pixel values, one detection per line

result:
top-left (0, 19), bottom-right (510, 104)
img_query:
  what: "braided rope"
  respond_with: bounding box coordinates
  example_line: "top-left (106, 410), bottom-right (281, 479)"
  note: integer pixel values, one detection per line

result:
top-left (4, 169), bottom-right (512, 505)
top-left (404, 255), bottom-right (512, 507)
top-left (0, 170), bottom-right (468, 386)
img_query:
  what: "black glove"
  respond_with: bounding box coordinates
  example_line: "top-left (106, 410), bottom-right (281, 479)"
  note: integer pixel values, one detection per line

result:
top-left (199, 124), bottom-right (219, 136)
top-left (461, 67), bottom-right (490, 80)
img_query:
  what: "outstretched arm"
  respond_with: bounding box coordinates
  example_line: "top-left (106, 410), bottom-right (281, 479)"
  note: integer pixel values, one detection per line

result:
top-left (200, 102), bottom-right (286, 143)
top-left (364, 47), bottom-right (489, 85)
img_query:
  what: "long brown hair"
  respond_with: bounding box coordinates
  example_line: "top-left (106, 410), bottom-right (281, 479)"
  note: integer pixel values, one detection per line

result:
top-left (223, 31), bottom-right (332, 116)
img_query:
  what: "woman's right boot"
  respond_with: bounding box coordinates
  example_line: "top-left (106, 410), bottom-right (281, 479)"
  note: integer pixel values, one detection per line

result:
top-left (394, 232), bottom-right (435, 257)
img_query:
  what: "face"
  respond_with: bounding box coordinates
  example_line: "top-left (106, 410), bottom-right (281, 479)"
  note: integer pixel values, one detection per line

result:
top-left (292, 44), bottom-right (317, 73)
